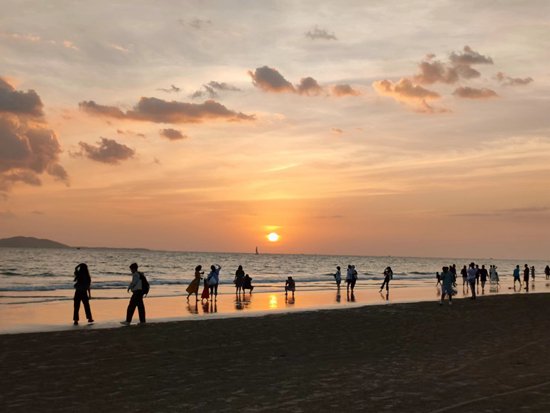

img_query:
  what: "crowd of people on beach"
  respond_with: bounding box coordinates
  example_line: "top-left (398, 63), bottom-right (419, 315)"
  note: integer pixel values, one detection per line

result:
top-left (71, 260), bottom-right (550, 326)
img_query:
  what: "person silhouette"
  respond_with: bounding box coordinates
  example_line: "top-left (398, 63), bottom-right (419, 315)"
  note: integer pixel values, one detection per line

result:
top-left (73, 263), bottom-right (94, 325)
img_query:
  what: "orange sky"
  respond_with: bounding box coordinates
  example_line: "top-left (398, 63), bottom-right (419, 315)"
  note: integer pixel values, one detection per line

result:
top-left (1, 1), bottom-right (550, 259)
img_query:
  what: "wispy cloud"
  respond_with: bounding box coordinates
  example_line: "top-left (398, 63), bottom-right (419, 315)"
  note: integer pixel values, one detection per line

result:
top-left (305, 26), bottom-right (337, 41)
top-left (453, 86), bottom-right (498, 99)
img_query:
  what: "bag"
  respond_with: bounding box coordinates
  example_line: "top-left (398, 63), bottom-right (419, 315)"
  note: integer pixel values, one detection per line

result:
top-left (140, 272), bottom-right (150, 296)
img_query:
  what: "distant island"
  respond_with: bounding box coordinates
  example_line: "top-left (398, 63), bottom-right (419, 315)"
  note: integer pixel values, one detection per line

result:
top-left (0, 236), bottom-right (70, 249)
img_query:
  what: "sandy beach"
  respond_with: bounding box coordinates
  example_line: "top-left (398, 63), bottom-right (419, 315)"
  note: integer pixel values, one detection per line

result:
top-left (2, 293), bottom-right (550, 412)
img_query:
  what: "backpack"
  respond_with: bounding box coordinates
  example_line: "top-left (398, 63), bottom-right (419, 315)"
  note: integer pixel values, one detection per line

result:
top-left (140, 272), bottom-right (150, 296)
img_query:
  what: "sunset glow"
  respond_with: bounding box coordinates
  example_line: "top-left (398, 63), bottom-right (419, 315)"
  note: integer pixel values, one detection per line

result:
top-left (267, 232), bottom-right (280, 242)
top-left (1, 1), bottom-right (549, 259)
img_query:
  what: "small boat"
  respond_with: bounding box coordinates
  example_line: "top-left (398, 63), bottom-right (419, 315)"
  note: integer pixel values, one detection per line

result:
top-left (255, 246), bottom-right (259, 255)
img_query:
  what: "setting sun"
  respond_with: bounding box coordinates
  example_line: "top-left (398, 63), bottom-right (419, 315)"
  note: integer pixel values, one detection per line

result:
top-left (267, 232), bottom-right (280, 242)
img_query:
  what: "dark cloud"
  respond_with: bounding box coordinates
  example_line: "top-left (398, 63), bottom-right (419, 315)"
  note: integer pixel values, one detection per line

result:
top-left (79, 101), bottom-right (126, 118)
top-left (450, 45), bottom-right (493, 66)
top-left (305, 26), bottom-right (337, 41)
top-left (495, 72), bottom-right (534, 86)
top-left (332, 84), bottom-right (360, 97)
top-left (80, 97), bottom-right (254, 123)
top-left (0, 114), bottom-right (68, 191)
top-left (453, 86), bottom-right (498, 99)
top-left (76, 137), bottom-right (135, 164)
top-left (157, 85), bottom-right (181, 93)
top-left (160, 128), bottom-right (187, 140)
top-left (249, 66), bottom-right (295, 93)
top-left (297, 77), bottom-right (323, 96)
top-left (189, 18), bottom-right (212, 30)
top-left (373, 78), bottom-right (447, 113)
top-left (0, 77), bottom-right (43, 117)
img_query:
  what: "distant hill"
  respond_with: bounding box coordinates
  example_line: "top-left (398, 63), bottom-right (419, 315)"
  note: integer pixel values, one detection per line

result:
top-left (0, 236), bottom-right (70, 249)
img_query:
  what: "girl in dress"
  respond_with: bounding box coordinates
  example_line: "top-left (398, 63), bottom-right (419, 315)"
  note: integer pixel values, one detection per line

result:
top-left (186, 265), bottom-right (203, 301)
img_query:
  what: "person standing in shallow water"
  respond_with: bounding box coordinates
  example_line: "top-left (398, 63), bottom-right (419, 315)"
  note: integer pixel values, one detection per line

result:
top-left (186, 265), bottom-right (203, 301)
top-left (234, 265), bottom-right (245, 294)
top-left (73, 263), bottom-right (94, 325)
top-left (207, 264), bottom-right (221, 299)
top-left (523, 264), bottom-right (530, 292)
top-left (334, 266), bottom-right (342, 288)
top-left (439, 266), bottom-right (454, 305)
top-left (380, 266), bottom-right (393, 292)
top-left (467, 262), bottom-right (477, 299)
top-left (122, 262), bottom-right (146, 325)
top-left (545, 265), bottom-right (550, 280)
top-left (461, 265), bottom-right (468, 291)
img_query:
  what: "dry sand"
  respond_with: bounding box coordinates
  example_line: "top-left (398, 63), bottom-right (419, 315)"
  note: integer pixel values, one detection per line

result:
top-left (1, 293), bottom-right (550, 412)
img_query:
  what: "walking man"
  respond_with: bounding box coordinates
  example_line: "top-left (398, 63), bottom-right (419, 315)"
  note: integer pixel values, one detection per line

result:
top-left (122, 262), bottom-right (146, 325)
top-left (523, 264), bottom-right (530, 292)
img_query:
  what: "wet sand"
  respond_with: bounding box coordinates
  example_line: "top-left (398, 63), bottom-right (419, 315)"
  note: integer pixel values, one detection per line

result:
top-left (2, 293), bottom-right (550, 412)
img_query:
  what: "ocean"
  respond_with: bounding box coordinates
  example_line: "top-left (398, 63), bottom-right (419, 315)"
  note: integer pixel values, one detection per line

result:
top-left (0, 247), bottom-right (547, 306)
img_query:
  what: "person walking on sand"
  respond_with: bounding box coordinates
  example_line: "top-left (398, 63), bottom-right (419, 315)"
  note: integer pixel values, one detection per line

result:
top-left (121, 262), bottom-right (146, 325)
top-left (334, 266), bottom-right (342, 288)
top-left (439, 266), bottom-right (454, 306)
top-left (380, 266), bottom-right (393, 292)
top-left (513, 265), bottom-right (521, 289)
top-left (207, 264), bottom-right (221, 299)
top-left (234, 265), bottom-right (245, 294)
top-left (531, 266), bottom-right (535, 281)
top-left (523, 264), bottom-right (530, 291)
top-left (73, 263), bottom-right (94, 325)
top-left (467, 262), bottom-right (477, 299)
top-left (186, 265), bottom-right (203, 301)
top-left (545, 265), bottom-right (550, 280)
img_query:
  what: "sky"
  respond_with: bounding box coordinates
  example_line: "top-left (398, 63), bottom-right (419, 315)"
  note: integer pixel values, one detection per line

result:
top-left (1, 0), bottom-right (550, 259)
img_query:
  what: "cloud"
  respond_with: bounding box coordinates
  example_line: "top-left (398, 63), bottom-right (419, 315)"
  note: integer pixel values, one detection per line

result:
top-left (0, 77), bottom-right (44, 117)
top-left (249, 66), bottom-right (295, 93)
top-left (495, 72), bottom-right (533, 86)
top-left (373, 78), bottom-right (445, 113)
top-left (331, 128), bottom-right (343, 134)
top-left (76, 137), bottom-right (135, 164)
top-left (80, 97), bottom-right (254, 123)
top-left (160, 128), bottom-right (187, 140)
top-left (297, 77), bottom-right (323, 96)
top-left (157, 85), bottom-right (181, 93)
top-left (305, 26), bottom-right (337, 41)
top-left (179, 18), bottom-right (213, 30)
top-left (453, 86), bottom-right (498, 99)
top-left (79, 101), bottom-right (126, 118)
top-left (190, 81), bottom-right (241, 99)
top-left (449, 45), bottom-right (493, 66)
top-left (0, 115), bottom-right (68, 191)
top-left (332, 84), bottom-right (360, 97)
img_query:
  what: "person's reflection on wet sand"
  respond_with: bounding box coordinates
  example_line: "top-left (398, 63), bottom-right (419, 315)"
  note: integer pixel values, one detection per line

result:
top-left (210, 300), bottom-right (217, 313)
top-left (187, 300), bottom-right (198, 315)
top-left (285, 294), bottom-right (295, 305)
top-left (235, 294), bottom-right (244, 310)
top-left (347, 291), bottom-right (356, 302)
top-left (336, 286), bottom-right (341, 303)
top-left (380, 290), bottom-right (389, 301)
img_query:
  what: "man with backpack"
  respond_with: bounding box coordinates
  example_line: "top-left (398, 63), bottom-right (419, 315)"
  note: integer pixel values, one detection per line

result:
top-left (121, 262), bottom-right (147, 325)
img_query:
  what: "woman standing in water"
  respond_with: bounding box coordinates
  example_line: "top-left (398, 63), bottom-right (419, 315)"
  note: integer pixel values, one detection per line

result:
top-left (234, 265), bottom-right (245, 294)
top-left (186, 265), bottom-right (203, 301)
top-left (207, 264), bottom-right (222, 299)
top-left (73, 263), bottom-right (94, 325)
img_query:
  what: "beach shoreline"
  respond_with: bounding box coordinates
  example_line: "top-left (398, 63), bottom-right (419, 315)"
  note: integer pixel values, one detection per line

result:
top-left (2, 293), bottom-right (550, 412)
top-left (2, 277), bottom-right (549, 335)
